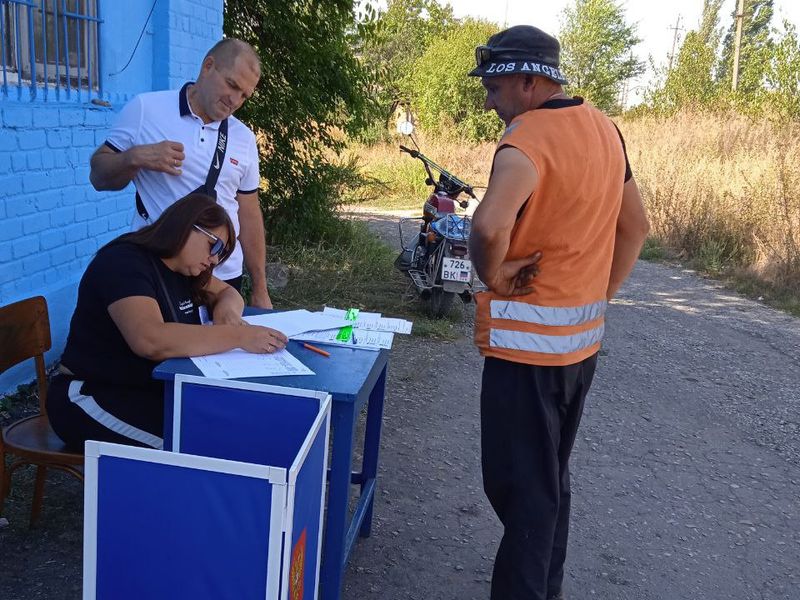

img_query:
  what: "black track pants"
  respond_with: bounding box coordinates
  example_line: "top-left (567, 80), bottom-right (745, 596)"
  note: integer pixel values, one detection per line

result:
top-left (480, 354), bottom-right (598, 600)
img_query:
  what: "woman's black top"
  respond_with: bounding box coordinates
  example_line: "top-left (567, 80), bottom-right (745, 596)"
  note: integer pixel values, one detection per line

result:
top-left (61, 241), bottom-right (201, 396)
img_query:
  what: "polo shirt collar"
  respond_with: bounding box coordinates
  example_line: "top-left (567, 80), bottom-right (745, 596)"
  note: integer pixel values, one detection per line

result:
top-left (178, 82), bottom-right (222, 130)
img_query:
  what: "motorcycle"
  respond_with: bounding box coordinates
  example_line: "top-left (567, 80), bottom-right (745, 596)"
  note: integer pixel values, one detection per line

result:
top-left (394, 143), bottom-right (483, 317)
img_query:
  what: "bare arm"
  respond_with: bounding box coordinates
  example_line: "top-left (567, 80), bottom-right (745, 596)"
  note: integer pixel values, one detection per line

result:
top-left (236, 191), bottom-right (272, 308)
top-left (107, 295), bottom-right (287, 362)
top-left (89, 141), bottom-right (186, 191)
top-left (204, 275), bottom-right (246, 325)
top-left (469, 147), bottom-right (542, 296)
top-left (606, 177), bottom-right (650, 300)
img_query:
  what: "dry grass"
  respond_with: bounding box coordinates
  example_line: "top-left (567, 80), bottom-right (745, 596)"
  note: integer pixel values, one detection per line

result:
top-left (351, 112), bottom-right (800, 313)
top-left (621, 112), bottom-right (800, 300)
top-left (346, 131), bottom-right (495, 210)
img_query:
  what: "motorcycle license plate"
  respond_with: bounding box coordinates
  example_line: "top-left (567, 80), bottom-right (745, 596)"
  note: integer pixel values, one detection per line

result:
top-left (441, 257), bottom-right (472, 283)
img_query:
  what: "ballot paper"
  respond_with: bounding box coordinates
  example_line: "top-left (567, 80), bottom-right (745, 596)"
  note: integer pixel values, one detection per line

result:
top-left (191, 348), bottom-right (314, 379)
top-left (243, 310), bottom-right (351, 337)
top-left (322, 307), bottom-right (413, 334)
top-left (350, 316), bottom-right (412, 334)
top-left (294, 328), bottom-right (394, 351)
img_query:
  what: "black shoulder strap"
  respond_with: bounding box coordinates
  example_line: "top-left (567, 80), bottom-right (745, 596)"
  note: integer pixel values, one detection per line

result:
top-left (205, 118), bottom-right (228, 193)
top-left (149, 254), bottom-right (179, 323)
top-left (135, 118), bottom-right (229, 221)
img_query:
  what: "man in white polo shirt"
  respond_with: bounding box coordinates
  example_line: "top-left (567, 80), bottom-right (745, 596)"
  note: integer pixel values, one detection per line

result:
top-left (89, 38), bottom-right (271, 308)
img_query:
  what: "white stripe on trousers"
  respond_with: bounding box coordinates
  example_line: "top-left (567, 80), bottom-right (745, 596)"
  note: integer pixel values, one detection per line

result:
top-left (67, 380), bottom-right (163, 449)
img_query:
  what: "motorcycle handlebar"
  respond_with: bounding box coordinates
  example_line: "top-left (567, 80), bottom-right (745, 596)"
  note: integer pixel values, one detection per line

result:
top-left (399, 144), bottom-right (476, 198)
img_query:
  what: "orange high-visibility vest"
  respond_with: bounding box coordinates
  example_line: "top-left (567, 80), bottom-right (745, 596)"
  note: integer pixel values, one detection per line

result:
top-left (474, 101), bottom-right (625, 367)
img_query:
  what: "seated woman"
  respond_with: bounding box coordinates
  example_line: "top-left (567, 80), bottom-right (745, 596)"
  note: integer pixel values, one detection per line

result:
top-left (47, 193), bottom-right (287, 451)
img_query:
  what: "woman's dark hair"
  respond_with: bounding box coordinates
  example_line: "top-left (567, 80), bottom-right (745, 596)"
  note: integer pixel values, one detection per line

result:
top-left (108, 193), bottom-right (236, 305)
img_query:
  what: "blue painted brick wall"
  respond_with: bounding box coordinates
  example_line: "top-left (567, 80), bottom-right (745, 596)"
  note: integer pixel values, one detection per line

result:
top-left (1, 0), bottom-right (223, 394)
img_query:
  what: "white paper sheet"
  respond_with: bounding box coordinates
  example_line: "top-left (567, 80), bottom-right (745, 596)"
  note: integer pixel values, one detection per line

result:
top-left (190, 348), bottom-right (314, 379)
top-left (243, 310), bottom-right (350, 337)
top-left (321, 307), bottom-right (412, 334)
top-left (353, 316), bottom-right (412, 334)
top-left (294, 328), bottom-right (394, 350)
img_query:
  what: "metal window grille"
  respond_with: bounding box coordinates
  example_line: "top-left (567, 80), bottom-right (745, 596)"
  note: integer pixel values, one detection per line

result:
top-left (0, 0), bottom-right (101, 100)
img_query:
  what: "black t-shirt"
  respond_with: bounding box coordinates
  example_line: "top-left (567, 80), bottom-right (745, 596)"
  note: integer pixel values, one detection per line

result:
top-left (61, 241), bottom-right (200, 391)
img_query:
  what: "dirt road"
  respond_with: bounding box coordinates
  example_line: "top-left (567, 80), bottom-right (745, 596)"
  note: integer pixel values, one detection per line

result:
top-left (343, 213), bottom-right (800, 600)
top-left (1, 212), bottom-right (798, 600)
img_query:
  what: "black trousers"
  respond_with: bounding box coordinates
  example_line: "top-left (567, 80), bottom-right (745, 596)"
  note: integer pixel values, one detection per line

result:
top-left (480, 353), bottom-right (598, 600)
top-left (46, 374), bottom-right (164, 452)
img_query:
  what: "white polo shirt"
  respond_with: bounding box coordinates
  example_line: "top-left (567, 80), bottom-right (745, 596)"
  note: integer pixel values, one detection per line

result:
top-left (105, 83), bottom-right (260, 281)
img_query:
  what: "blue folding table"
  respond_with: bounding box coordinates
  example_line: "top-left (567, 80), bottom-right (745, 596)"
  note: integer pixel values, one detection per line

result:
top-left (153, 324), bottom-right (389, 600)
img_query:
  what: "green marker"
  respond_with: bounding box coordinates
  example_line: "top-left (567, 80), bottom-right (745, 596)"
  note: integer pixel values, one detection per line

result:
top-left (336, 308), bottom-right (360, 342)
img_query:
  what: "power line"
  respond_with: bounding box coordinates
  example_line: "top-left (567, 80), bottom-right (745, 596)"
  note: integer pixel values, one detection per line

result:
top-left (667, 15), bottom-right (684, 72)
top-left (732, 0), bottom-right (746, 91)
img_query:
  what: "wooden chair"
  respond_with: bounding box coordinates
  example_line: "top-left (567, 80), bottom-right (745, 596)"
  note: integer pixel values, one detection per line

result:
top-left (0, 296), bottom-right (83, 526)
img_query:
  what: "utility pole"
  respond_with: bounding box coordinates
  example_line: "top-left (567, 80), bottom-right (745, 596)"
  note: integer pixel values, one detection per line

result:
top-left (667, 15), bottom-right (683, 72)
top-left (620, 50), bottom-right (634, 109)
top-left (731, 0), bottom-right (746, 91)
top-left (503, 0), bottom-right (509, 28)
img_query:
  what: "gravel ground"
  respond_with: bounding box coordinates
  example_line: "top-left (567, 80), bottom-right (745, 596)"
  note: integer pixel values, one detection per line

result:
top-left (341, 212), bottom-right (800, 600)
top-left (2, 212), bottom-right (798, 600)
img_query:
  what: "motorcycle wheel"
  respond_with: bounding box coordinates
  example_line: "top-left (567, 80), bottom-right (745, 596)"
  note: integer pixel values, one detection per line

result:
top-left (427, 287), bottom-right (455, 318)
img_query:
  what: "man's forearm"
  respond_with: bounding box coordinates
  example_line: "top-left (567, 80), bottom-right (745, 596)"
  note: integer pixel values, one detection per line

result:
top-left (90, 149), bottom-right (139, 191)
top-left (239, 217), bottom-right (268, 291)
top-left (606, 230), bottom-right (646, 300)
top-left (607, 177), bottom-right (650, 300)
top-left (470, 228), bottom-right (510, 288)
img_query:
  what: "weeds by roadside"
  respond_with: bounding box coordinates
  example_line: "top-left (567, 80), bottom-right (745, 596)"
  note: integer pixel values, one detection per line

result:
top-left (345, 131), bottom-right (494, 211)
top-left (0, 382), bottom-right (38, 428)
top-left (349, 112), bottom-right (800, 316)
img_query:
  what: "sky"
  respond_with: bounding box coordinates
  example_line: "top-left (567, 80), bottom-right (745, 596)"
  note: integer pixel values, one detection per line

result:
top-left (444, 0), bottom-right (800, 103)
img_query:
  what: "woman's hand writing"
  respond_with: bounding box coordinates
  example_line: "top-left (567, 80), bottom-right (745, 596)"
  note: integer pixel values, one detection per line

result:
top-left (238, 325), bottom-right (288, 354)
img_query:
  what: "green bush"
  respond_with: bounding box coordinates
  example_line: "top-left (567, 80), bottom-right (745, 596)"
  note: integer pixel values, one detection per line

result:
top-left (403, 20), bottom-right (503, 142)
top-left (224, 0), bottom-right (381, 244)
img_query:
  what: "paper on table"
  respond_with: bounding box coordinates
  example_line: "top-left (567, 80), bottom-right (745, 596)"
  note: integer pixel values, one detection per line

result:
top-left (321, 306), bottom-right (411, 334)
top-left (352, 317), bottom-right (412, 334)
top-left (294, 328), bottom-right (394, 350)
top-left (191, 348), bottom-right (314, 379)
top-left (243, 310), bottom-right (350, 338)
top-left (322, 306), bottom-right (381, 325)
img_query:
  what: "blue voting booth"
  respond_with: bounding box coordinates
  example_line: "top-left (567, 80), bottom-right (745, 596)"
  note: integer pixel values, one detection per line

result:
top-left (83, 377), bottom-right (331, 600)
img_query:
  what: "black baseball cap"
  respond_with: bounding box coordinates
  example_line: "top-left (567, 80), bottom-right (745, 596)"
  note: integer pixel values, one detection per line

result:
top-left (469, 25), bottom-right (568, 85)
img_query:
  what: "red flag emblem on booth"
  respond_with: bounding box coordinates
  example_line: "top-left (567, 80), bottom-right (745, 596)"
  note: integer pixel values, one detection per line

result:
top-left (290, 528), bottom-right (307, 600)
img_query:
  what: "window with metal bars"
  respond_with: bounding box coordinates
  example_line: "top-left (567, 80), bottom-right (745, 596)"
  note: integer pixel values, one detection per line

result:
top-left (0, 0), bottom-right (100, 99)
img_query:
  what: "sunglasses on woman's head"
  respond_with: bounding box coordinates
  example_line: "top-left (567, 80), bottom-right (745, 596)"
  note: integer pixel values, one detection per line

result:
top-left (193, 224), bottom-right (227, 258)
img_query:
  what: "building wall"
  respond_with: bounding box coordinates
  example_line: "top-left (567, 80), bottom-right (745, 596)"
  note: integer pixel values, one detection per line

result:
top-left (0, 0), bottom-right (223, 393)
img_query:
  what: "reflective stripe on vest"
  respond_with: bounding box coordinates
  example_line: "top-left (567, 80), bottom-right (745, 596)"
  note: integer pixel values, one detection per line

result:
top-left (490, 322), bottom-right (605, 354)
top-left (490, 299), bottom-right (607, 326)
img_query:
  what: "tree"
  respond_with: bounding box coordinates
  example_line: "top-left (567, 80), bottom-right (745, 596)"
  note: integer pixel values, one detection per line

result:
top-left (368, 0), bottom-right (456, 77)
top-left (765, 20), bottom-right (800, 120)
top-left (403, 19), bottom-right (503, 142)
top-left (718, 0), bottom-right (775, 99)
top-left (657, 0), bottom-right (723, 111)
top-left (558, 0), bottom-right (643, 113)
top-left (699, 0), bottom-right (724, 46)
top-left (223, 0), bottom-right (380, 243)
top-left (362, 0), bottom-right (457, 115)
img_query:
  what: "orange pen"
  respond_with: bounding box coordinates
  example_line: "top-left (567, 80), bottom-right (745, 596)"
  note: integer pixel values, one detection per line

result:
top-left (303, 342), bottom-right (330, 358)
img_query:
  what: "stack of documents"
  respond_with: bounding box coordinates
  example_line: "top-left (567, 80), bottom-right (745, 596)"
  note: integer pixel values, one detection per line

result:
top-left (190, 307), bottom-right (413, 379)
top-left (292, 307), bottom-right (412, 350)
